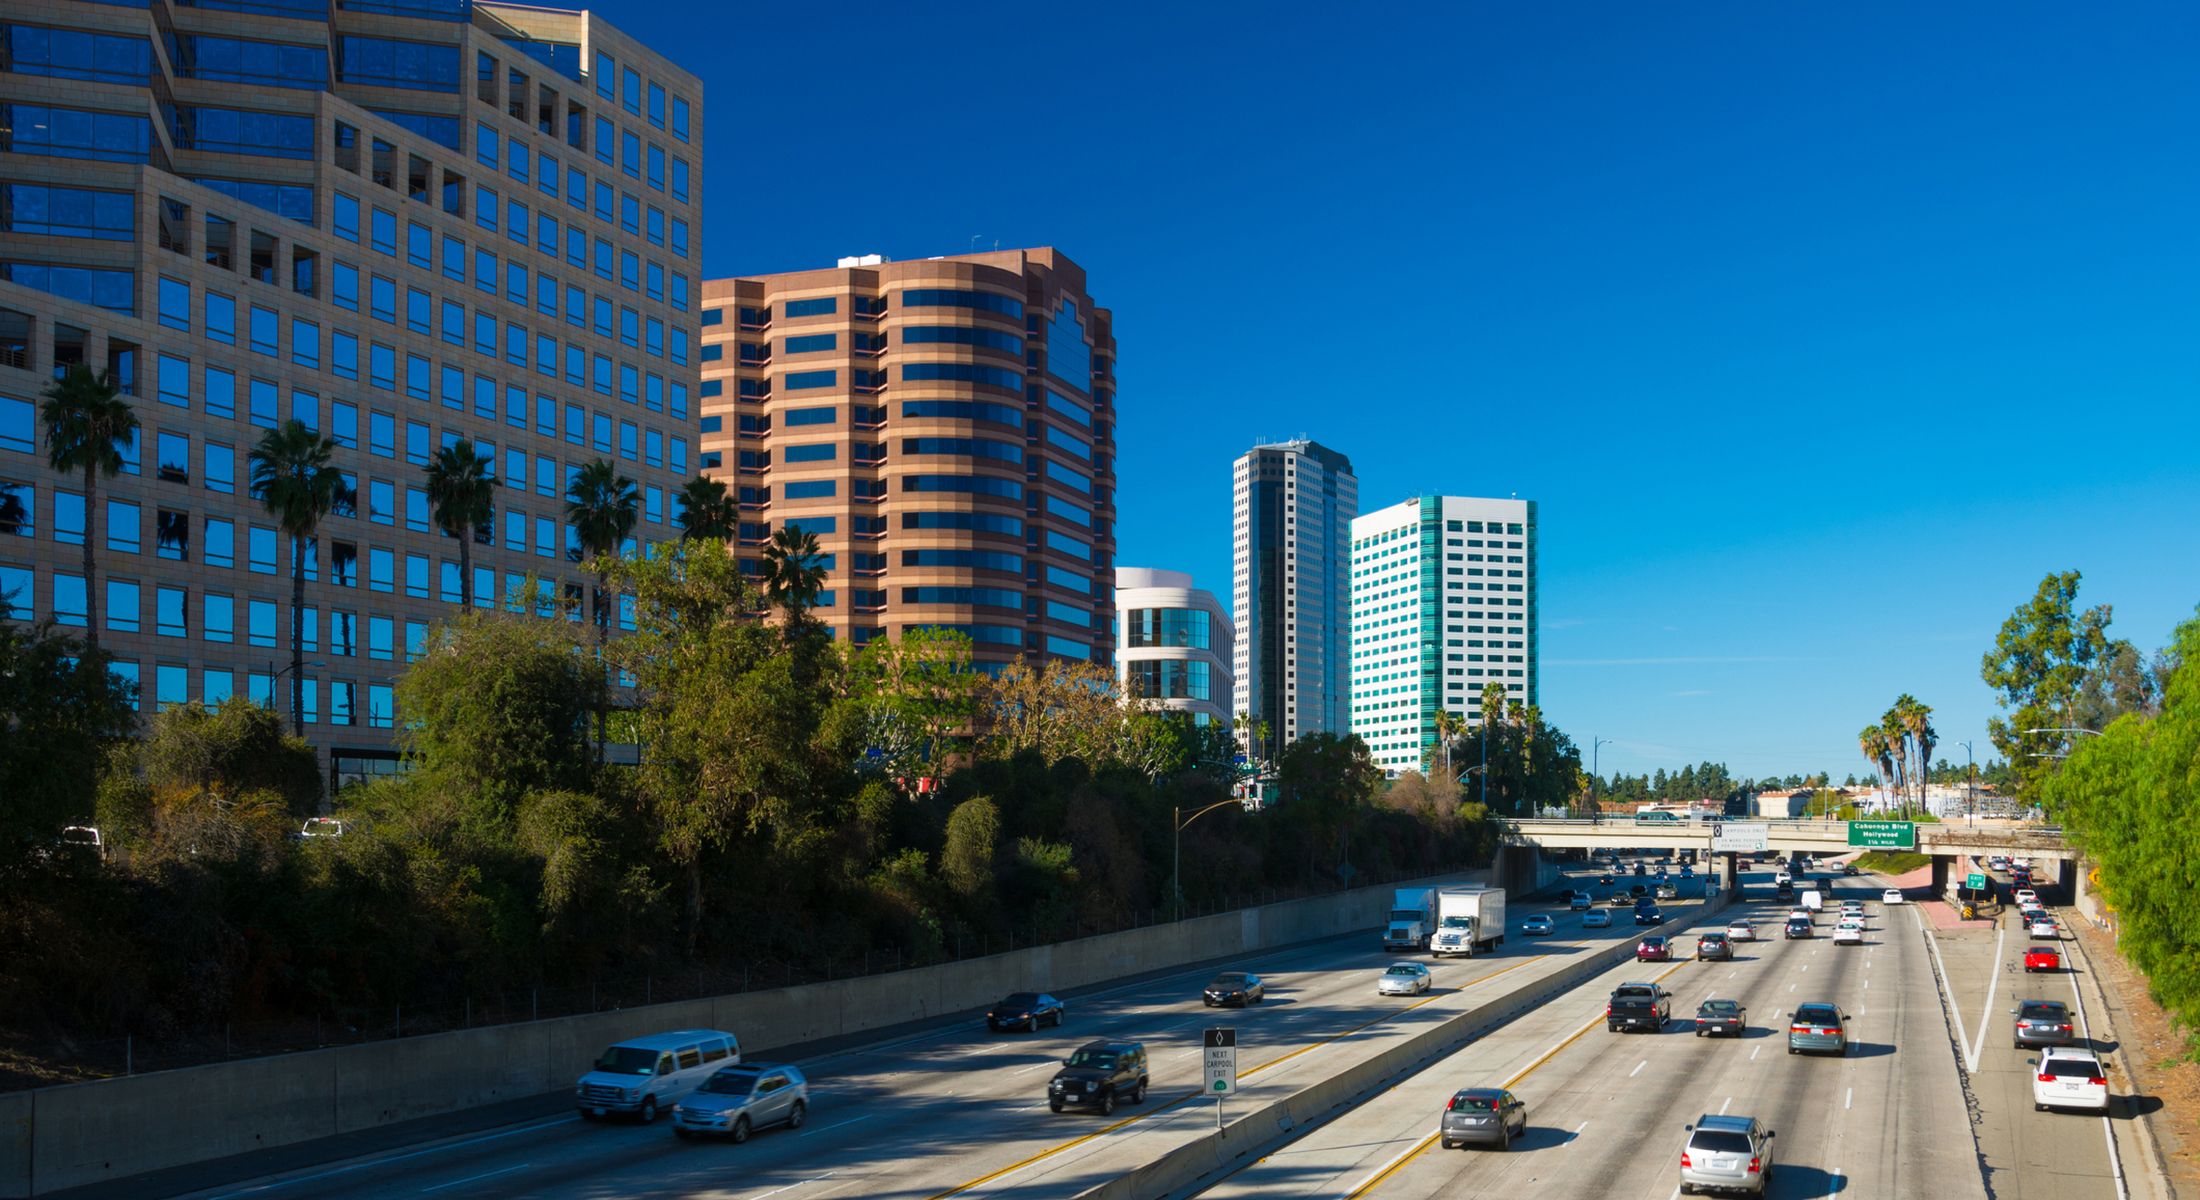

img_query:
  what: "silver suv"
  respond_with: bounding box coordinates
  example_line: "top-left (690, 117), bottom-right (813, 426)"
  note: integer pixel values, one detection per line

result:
top-left (1680, 1113), bottom-right (1775, 1195)
top-left (671, 1063), bottom-right (809, 1142)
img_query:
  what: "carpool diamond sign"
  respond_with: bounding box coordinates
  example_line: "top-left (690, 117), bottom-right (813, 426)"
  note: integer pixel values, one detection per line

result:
top-left (1203, 1027), bottom-right (1237, 1094)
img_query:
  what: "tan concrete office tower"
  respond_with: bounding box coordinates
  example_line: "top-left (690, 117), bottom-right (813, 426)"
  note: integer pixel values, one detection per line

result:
top-left (698, 249), bottom-right (1116, 672)
top-left (0, 2), bottom-right (702, 785)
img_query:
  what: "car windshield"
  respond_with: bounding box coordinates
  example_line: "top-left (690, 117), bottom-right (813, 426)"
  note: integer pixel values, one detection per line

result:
top-left (593, 1047), bottom-right (659, 1075)
top-left (1211, 974), bottom-right (1249, 987)
top-left (1690, 1130), bottom-right (1754, 1154)
top-left (2020, 1002), bottom-right (2067, 1020)
top-left (1796, 1005), bottom-right (1840, 1024)
top-left (1641, 937), bottom-right (1664, 946)
top-left (998, 993), bottom-right (1040, 1008)
top-left (698, 1071), bottom-right (758, 1095)
top-left (1386, 965), bottom-right (1421, 976)
top-left (1066, 1049), bottom-right (1118, 1069)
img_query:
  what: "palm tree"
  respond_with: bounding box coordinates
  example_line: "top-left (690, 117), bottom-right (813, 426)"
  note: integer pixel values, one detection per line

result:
top-left (566, 458), bottom-right (637, 757)
top-left (758, 525), bottom-right (827, 625)
top-left (250, 420), bottom-right (345, 736)
top-left (1858, 725), bottom-right (1888, 812)
top-left (1430, 708), bottom-right (1466, 775)
top-left (676, 475), bottom-right (737, 542)
top-left (1880, 710), bottom-right (1911, 816)
top-left (423, 439), bottom-right (495, 610)
top-left (40, 365), bottom-right (137, 650)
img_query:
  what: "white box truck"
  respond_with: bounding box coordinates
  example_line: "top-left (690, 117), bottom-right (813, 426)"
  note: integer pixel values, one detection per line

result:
top-left (1801, 888), bottom-right (1824, 914)
top-left (1384, 887), bottom-right (1438, 951)
top-left (1430, 886), bottom-right (1507, 956)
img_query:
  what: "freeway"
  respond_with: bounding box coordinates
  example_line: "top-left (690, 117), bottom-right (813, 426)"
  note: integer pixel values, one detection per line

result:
top-left (1198, 864), bottom-right (1988, 1199)
top-left (169, 877), bottom-right (1721, 1200)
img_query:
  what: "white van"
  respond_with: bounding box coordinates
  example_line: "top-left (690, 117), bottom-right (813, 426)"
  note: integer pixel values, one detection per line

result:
top-left (1800, 889), bottom-right (1824, 913)
top-left (576, 1029), bottom-right (741, 1123)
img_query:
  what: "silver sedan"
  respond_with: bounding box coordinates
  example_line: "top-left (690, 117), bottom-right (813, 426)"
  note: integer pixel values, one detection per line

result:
top-left (1378, 963), bottom-right (1433, 995)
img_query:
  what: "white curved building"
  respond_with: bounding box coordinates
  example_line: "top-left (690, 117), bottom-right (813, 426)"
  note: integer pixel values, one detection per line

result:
top-left (1114, 568), bottom-right (1234, 726)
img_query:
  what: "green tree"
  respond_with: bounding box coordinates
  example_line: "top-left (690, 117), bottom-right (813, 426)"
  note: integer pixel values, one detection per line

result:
top-left (1277, 731), bottom-right (1381, 879)
top-left (40, 365), bottom-right (137, 649)
top-left (676, 475), bottom-right (738, 542)
top-left (565, 458), bottom-right (638, 758)
top-left (2040, 609), bottom-right (2200, 1053)
top-left (940, 795), bottom-right (999, 900)
top-left (250, 420), bottom-right (345, 736)
top-left (423, 439), bottom-right (495, 610)
top-left (394, 607), bottom-right (596, 829)
top-left (0, 620), bottom-right (137, 877)
top-left (2072, 638), bottom-right (2162, 728)
top-left (1982, 570), bottom-right (2114, 799)
top-left (759, 525), bottom-right (828, 623)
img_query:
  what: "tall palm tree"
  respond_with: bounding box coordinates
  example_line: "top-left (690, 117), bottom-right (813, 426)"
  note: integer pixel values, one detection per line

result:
top-left (566, 458), bottom-right (637, 757)
top-left (40, 365), bottom-right (137, 650)
top-left (1857, 725), bottom-right (1888, 811)
top-left (1430, 708), bottom-right (1466, 775)
top-left (676, 475), bottom-right (737, 542)
top-left (251, 420), bottom-right (345, 736)
top-left (758, 525), bottom-right (827, 625)
top-left (423, 439), bottom-right (495, 610)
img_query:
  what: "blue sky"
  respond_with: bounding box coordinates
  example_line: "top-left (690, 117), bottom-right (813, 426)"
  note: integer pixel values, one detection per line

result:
top-left (604, 0), bottom-right (2200, 781)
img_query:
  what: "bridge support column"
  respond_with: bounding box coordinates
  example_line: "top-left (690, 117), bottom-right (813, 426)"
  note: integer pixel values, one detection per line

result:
top-left (1929, 855), bottom-right (1949, 900)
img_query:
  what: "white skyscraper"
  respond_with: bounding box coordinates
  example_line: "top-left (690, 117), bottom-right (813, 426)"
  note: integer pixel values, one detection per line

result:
top-left (1232, 440), bottom-right (1358, 753)
top-left (1114, 568), bottom-right (1234, 726)
top-left (1349, 495), bottom-right (1539, 777)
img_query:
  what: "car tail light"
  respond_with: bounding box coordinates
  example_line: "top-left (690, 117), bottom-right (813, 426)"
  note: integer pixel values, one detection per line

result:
top-left (1791, 1024), bottom-right (1808, 1033)
top-left (1748, 1156), bottom-right (1762, 1174)
top-left (1606, 1003), bottom-right (1613, 1016)
top-left (1680, 1152), bottom-right (1693, 1168)
top-left (2038, 1073), bottom-right (2055, 1083)
top-left (1447, 1096), bottom-right (1462, 1111)
top-left (2060, 1024), bottom-right (2073, 1032)
top-left (2088, 1076), bottom-right (2107, 1087)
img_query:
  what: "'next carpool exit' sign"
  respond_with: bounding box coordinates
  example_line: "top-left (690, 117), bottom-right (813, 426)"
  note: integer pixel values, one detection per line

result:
top-left (1847, 821), bottom-right (1916, 849)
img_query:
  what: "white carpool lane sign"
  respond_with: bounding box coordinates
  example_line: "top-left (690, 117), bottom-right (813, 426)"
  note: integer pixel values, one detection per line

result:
top-left (1711, 822), bottom-right (1769, 852)
top-left (1204, 1026), bottom-right (1237, 1127)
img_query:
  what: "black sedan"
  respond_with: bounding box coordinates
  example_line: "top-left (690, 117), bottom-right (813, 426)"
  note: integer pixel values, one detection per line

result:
top-left (1694, 998), bottom-right (1747, 1037)
top-left (1634, 905), bottom-right (1664, 926)
top-left (1203, 972), bottom-right (1266, 1007)
top-left (986, 992), bottom-right (1065, 1032)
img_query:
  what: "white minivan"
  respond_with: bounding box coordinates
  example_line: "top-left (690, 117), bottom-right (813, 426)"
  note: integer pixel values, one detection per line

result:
top-left (576, 1029), bottom-right (741, 1123)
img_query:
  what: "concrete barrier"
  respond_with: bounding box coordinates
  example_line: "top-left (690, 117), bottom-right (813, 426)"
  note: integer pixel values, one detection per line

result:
top-left (1075, 891), bottom-right (1735, 1200)
top-left (6, 872), bottom-right (1458, 1197)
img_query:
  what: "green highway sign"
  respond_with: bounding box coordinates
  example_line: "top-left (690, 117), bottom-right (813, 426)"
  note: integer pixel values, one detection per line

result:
top-left (1847, 821), bottom-right (1916, 849)
top-left (1967, 873), bottom-right (1988, 891)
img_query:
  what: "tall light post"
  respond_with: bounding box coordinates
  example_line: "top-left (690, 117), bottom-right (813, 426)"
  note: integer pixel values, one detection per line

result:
top-left (1172, 798), bottom-right (1244, 921)
top-left (1956, 740), bottom-right (1976, 824)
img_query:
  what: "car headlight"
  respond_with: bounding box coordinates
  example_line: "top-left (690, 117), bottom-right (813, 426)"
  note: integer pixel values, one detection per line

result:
top-left (624, 1086), bottom-right (642, 1100)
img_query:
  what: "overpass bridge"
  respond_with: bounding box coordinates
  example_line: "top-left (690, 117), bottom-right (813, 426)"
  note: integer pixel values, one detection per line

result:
top-left (1492, 817), bottom-right (2077, 900)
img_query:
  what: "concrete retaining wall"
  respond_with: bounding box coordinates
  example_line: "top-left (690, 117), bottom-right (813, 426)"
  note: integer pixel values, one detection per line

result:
top-left (6, 873), bottom-right (1462, 1197)
top-left (1076, 890), bottom-right (1735, 1200)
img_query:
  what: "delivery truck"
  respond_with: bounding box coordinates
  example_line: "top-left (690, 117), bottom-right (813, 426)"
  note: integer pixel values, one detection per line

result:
top-left (1430, 886), bottom-right (1508, 956)
top-left (1384, 887), bottom-right (1438, 951)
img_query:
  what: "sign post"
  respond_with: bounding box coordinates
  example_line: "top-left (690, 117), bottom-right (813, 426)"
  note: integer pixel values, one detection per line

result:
top-left (1203, 1028), bottom-right (1238, 1127)
top-left (1846, 822), bottom-right (1916, 850)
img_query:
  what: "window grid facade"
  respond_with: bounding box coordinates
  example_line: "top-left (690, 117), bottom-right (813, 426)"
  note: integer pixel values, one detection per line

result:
top-left (1232, 439), bottom-right (1356, 750)
top-left (1113, 567), bottom-right (1232, 726)
top-left (1348, 494), bottom-right (1540, 777)
top-left (0, 3), bottom-right (702, 784)
top-left (698, 249), bottom-right (1116, 672)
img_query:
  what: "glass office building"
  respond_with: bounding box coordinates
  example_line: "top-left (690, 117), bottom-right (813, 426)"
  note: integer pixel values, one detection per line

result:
top-left (698, 249), bottom-right (1116, 673)
top-left (1114, 567), bottom-right (1232, 725)
top-left (0, 2), bottom-right (702, 785)
top-left (1232, 439), bottom-right (1356, 750)
top-left (1349, 494), bottom-right (1539, 776)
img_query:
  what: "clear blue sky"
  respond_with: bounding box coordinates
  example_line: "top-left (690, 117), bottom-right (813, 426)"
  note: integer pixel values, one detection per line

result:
top-left (602, 0), bottom-right (2200, 781)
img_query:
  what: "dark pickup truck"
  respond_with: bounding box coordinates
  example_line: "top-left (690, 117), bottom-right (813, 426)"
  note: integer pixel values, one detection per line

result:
top-left (1607, 982), bottom-right (1672, 1033)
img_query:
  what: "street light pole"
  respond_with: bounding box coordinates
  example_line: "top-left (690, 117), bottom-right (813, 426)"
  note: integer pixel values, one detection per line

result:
top-left (1956, 740), bottom-right (1975, 824)
top-left (1172, 798), bottom-right (1243, 921)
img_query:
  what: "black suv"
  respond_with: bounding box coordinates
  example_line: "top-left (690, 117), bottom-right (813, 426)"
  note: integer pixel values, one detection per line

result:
top-left (1047, 1041), bottom-right (1148, 1115)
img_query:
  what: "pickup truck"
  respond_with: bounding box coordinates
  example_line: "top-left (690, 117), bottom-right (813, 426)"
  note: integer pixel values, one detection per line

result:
top-left (1607, 982), bottom-right (1672, 1033)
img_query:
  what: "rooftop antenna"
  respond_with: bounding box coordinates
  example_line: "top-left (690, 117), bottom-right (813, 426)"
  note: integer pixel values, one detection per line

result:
top-left (970, 235), bottom-right (983, 253)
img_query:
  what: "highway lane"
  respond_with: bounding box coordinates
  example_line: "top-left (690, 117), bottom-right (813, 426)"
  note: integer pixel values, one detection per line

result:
top-left (177, 871), bottom-right (1715, 1200)
top-left (1936, 855), bottom-right (2125, 1199)
top-left (1200, 868), bottom-right (1983, 1200)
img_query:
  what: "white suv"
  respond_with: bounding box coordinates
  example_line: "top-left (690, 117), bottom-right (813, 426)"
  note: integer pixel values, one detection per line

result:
top-left (2033, 1049), bottom-right (2109, 1113)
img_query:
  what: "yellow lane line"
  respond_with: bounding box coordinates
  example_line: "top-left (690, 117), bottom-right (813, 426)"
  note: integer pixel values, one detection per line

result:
top-left (922, 956), bottom-right (1538, 1199)
top-left (1344, 957), bottom-right (1692, 1197)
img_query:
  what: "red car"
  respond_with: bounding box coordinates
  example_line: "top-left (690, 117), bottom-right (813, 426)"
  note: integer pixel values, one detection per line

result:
top-left (1636, 935), bottom-right (1671, 962)
top-left (2023, 946), bottom-right (2062, 973)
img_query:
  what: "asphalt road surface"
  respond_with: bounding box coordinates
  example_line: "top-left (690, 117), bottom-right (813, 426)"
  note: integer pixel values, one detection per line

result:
top-left (170, 878), bottom-right (1717, 1200)
top-left (1199, 864), bottom-right (1986, 1200)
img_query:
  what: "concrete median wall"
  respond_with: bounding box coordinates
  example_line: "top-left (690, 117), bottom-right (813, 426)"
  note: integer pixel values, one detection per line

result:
top-left (6, 872), bottom-right (1464, 1197)
top-left (1076, 891), bottom-right (1735, 1200)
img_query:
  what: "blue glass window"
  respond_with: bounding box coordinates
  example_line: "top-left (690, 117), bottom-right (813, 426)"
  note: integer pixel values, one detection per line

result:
top-left (171, 107), bottom-right (315, 158)
top-left (170, 35), bottom-right (326, 88)
top-left (785, 370), bottom-right (837, 391)
top-left (784, 297), bottom-right (837, 318)
top-left (671, 158), bottom-right (690, 203)
top-left (2, 26), bottom-right (151, 84)
top-left (671, 96), bottom-right (691, 142)
top-left (900, 288), bottom-right (1022, 318)
top-left (157, 278), bottom-right (191, 330)
top-left (0, 185), bottom-right (135, 240)
top-left (903, 362), bottom-right (1021, 391)
top-left (1045, 460), bottom-right (1092, 495)
top-left (783, 406), bottom-right (836, 427)
top-left (190, 179), bottom-right (314, 224)
top-left (332, 36), bottom-right (453, 91)
top-left (176, 0), bottom-right (330, 16)
top-left (0, 264), bottom-right (134, 312)
top-left (1045, 424), bottom-right (1092, 461)
top-left (1044, 298), bottom-right (1092, 392)
top-left (367, 109), bottom-right (459, 148)
top-left (782, 443), bottom-right (837, 463)
top-left (333, 193), bottom-right (360, 242)
top-left (0, 104), bottom-right (150, 162)
top-left (902, 474), bottom-right (1023, 500)
top-left (1044, 388), bottom-right (1091, 428)
top-left (784, 333), bottom-right (837, 354)
top-left (901, 399), bottom-right (1021, 428)
top-left (902, 510), bottom-right (1023, 536)
top-left (336, 0), bottom-right (469, 19)
top-left (783, 480), bottom-right (835, 500)
top-left (903, 325), bottom-right (1023, 354)
top-left (1046, 494), bottom-right (1091, 527)
top-left (620, 130), bottom-right (640, 178)
top-left (901, 550), bottom-right (1024, 573)
top-left (904, 437), bottom-right (1022, 464)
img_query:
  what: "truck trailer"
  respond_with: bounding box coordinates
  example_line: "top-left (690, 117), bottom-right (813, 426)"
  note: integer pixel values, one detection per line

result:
top-left (1430, 886), bottom-right (1507, 956)
top-left (1384, 888), bottom-right (1438, 951)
